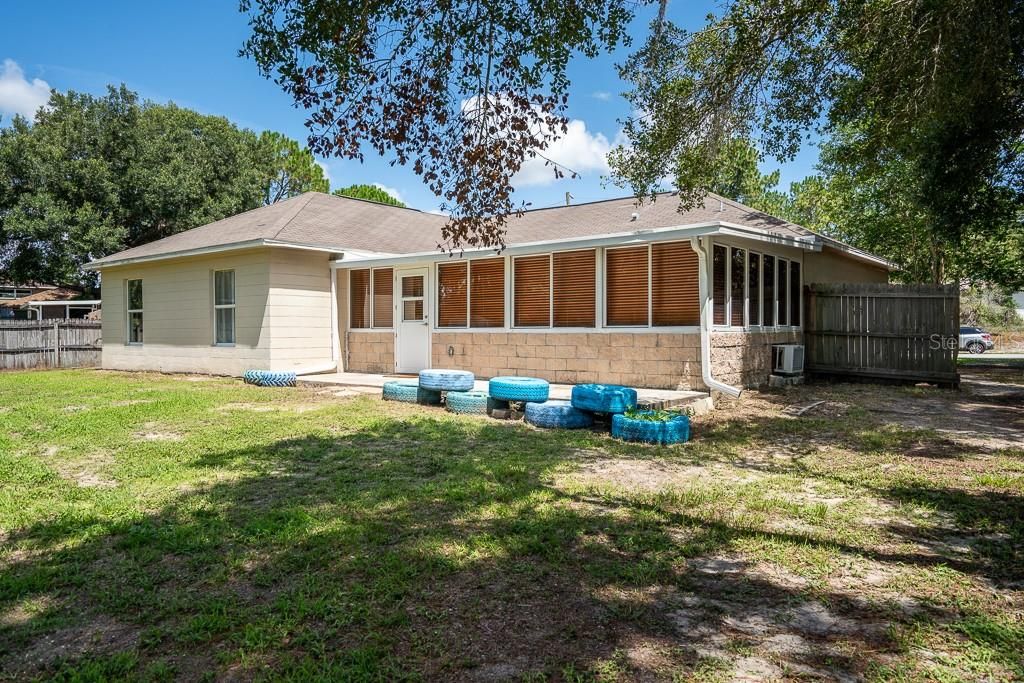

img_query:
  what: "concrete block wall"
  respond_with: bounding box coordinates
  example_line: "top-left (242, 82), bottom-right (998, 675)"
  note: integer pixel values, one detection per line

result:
top-left (430, 332), bottom-right (704, 390)
top-left (346, 331), bottom-right (394, 373)
top-left (710, 330), bottom-right (803, 388)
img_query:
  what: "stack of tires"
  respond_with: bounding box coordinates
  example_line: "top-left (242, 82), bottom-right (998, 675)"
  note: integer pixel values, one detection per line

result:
top-left (382, 378), bottom-right (442, 406)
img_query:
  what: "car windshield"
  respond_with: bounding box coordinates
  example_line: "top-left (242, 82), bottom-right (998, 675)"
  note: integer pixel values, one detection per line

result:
top-left (960, 327), bottom-right (979, 334)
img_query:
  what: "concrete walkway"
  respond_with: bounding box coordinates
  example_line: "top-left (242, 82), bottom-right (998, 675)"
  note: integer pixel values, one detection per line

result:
top-left (298, 371), bottom-right (712, 412)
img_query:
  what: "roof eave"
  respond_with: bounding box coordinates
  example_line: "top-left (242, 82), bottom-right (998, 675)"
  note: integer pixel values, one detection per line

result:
top-left (84, 238), bottom-right (352, 270)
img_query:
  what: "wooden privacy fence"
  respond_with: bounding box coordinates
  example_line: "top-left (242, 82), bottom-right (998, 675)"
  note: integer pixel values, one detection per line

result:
top-left (804, 283), bottom-right (959, 386)
top-left (0, 320), bottom-right (102, 370)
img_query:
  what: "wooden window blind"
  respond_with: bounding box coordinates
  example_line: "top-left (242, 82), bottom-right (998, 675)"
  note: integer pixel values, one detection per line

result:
top-left (372, 268), bottom-right (393, 328)
top-left (762, 255), bottom-right (775, 326)
top-left (712, 245), bottom-right (727, 325)
top-left (513, 255), bottom-right (550, 327)
top-left (469, 258), bottom-right (505, 328)
top-left (790, 261), bottom-right (801, 326)
top-left (350, 269), bottom-right (370, 329)
top-left (777, 259), bottom-right (789, 326)
top-left (606, 246), bottom-right (649, 326)
top-left (437, 262), bottom-right (468, 327)
top-left (748, 254), bottom-right (761, 326)
top-left (553, 250), bottom-right (596, 327)
top-left (730, 247), bottom-right (746, 327)
top-left (651, 242), bottom-right (699, 326)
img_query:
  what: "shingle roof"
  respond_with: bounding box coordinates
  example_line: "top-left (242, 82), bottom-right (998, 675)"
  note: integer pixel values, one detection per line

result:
top-left (88, 191), bottom-right (852, 268)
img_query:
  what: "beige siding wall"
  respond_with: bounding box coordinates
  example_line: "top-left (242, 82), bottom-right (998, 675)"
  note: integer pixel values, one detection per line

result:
top-left (100, 249), bottom-right (272, 375)
top-left (710, 329), bottom-right (803, 388)
top-left (804, 247), bottom-right (888, 284)
top-left (347, 331), bottom-right (394, 373)
top-left (266, 249), bottom-right (334, 371)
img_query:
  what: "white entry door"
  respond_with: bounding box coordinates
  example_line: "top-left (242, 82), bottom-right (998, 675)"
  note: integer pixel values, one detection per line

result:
top-left (395, 268), bottom-right (430, 373)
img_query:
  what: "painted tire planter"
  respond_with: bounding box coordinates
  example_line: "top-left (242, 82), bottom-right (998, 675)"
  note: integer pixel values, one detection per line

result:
top-left (524, 400), bottom-right (594, 429)
top-left (382, 379), bottom-right (442, 406)
top-left (488, 376), bottom-right (550, 403)
top-left (243, 369), bottom-right (297, 387)
top-left (445, 390), bottom-right (490, 415)
top-left (611, 412), bottom-right (690, 445)
top-left (418, 369), bottom-right (475, 392)
top-left (571, 383), bottom-right (638, 414)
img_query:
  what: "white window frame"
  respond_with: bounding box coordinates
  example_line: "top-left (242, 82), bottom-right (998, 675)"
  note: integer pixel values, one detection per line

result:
top-left (126, 279), bottom-right (143, 345)
top-left (348, 267), bottom-right (395, 332)
top-left (213, 269), bottom-right (236, 346)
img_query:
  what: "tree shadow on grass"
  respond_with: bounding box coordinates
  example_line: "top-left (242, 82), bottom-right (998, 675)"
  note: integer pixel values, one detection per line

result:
top-left (0, 413), bottom-right (1018, 680)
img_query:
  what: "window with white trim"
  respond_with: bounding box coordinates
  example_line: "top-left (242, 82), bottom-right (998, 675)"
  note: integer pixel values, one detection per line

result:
top-left (126, 279), bottom-right (143, 344)
top-left (214, 270), bottom-right (235, 345)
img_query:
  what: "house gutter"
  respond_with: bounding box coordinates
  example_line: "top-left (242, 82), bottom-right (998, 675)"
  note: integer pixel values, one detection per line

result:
top-left (690, 236), bottom-right (742, 399)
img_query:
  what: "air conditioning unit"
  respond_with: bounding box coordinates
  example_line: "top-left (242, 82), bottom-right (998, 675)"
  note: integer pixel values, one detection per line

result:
top-left (772, 344), bottom-right (805, 376)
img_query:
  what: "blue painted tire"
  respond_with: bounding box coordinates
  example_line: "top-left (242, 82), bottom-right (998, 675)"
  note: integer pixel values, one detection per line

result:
top-left (446, 390), bottom-right (490, 415)
top-left (419, 369), bottom-right (475, 392)
top-left (488, 376), bottom-right (550, 403)
top-left (524, 400), bottom-right (594, 429)
top-left (571, 383), bottom-right (638, 414)
top-left (243, 369), bottom-right (296, 387)
top-left (611, 413), bottom-right (690, 445)
top-left (382, 379), bottom-right (442, 405)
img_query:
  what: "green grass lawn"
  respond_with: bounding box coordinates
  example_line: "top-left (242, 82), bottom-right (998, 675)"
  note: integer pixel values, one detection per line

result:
top-left (1, 369), bottom-right (1022, 681)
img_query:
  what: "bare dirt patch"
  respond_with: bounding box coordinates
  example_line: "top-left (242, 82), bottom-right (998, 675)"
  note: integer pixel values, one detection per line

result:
top-left (9, 614), bottom-right (139, 673)
top-left (555, 455), bottom-right (761, 493)
top-left (36, 446), bottom-right (117, 488)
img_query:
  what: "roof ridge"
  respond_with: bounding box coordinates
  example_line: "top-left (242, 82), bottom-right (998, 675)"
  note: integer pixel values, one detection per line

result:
top-left (270, 193), bottom-right (317, 239)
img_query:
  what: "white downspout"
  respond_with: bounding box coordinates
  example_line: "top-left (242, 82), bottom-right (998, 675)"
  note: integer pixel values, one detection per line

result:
top-left (691, 237), bottom-right (742, 399)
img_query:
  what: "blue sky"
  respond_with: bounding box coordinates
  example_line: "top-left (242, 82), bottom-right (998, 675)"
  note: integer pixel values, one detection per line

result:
top-left (0, 0), bottom-right (819, 212)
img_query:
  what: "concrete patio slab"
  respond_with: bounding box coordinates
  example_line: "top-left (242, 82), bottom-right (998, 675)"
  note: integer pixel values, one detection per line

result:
top-left (297, 372), bottom-right (713, 412)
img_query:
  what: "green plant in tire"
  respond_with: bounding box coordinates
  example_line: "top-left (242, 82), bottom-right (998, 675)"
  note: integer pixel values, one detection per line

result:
top-left (623, 407), bottom-right (694, 422)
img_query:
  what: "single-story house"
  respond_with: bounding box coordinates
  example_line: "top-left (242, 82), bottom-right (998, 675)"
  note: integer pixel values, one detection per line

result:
top-left (85, 192), bottom-right (890, 394)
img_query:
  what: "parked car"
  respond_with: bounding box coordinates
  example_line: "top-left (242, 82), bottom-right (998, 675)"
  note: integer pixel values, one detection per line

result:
top-left (959, 326), bottom-right (995, 354)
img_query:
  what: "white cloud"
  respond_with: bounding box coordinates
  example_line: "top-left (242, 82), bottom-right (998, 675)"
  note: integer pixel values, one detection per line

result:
top-left (513, 118), bottom-right (612, 188)
top-left (592, 91), bottom-right (611, 101)
top-left (0, 59), bottom-right (50, 120)
top-left (315, 161), bottom-right (332, 187)
top-left (372, 182), bottom-right (405, 204)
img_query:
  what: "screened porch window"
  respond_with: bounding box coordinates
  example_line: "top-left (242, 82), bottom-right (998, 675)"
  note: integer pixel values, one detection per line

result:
top-left (606, 242), bottom-right (699, 328)
top-left (512, 249), bottom-right (597, 328)
top-left (437, 258), bottom-right (505, 328)
top-left (350, 268), bottom-right (394, 329)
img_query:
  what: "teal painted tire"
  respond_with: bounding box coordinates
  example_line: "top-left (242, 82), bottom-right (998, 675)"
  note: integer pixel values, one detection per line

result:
top-left (571, 383), bottom-right (638, 414)
top-left (243, 370), bottom-right (296, 387)
top-left (524, 400), bottom-right (593, 429)
top-left (611, 413), bottom-right (690, 445)
top-left (445, 390), bottom-right (489, 415)
top-left (488, 376), bottom-right (550, 403)
top-left (382, 379), bottom-right (442, 405)
top-left (419, 369), bottom-right (475, 391)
